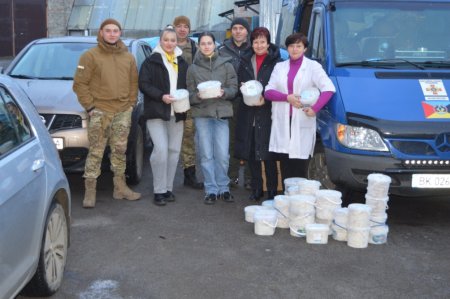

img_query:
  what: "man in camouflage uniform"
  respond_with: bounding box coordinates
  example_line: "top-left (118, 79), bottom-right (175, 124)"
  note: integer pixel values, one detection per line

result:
top-left (73, 18), bottom-right (141, 208)
top-left (173, 15), bottom-right (203, 189)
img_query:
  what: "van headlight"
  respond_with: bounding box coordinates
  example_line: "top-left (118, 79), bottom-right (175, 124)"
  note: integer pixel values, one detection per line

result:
top-left (336, 123), bottom-right (388, 151)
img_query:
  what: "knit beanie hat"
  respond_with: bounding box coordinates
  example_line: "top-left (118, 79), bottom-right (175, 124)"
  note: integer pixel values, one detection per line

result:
top-left (173, 16), bottom-right (191, 29)
top-left (100, 18), bottom-right (122, 30)
top-left (230, 17), bottom-right (250, 33)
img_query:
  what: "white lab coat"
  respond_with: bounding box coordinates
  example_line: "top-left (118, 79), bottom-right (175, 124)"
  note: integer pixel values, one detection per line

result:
top-left (265, 57), bottom-right (335, 159)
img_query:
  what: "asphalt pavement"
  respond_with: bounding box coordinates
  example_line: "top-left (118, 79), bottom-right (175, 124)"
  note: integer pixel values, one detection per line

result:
top-left (18, 158), bottom-right (450, 299)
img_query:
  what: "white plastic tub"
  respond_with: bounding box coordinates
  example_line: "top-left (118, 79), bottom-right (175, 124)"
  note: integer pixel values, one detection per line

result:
top-left (254, 210), bottom-right (278, 236)
top-left (347, 203), bottom-right (372, 228)
top-left (367, 173), bottom-right (391, 197)
top-left (299, 87), bottom-right (320, 106)
top-left (365, 194), bottom-right (389, 214)
top-left (240, 80), bottom-right (263, 106)
top-left (289, 213), bottom-right (315, 237)
top-left (331, 222), bottom-right (347, 242)
top-left (315, 189), bottom-right (342, 220)
top-left (244, 205), bottom-right (274, 223)
top-left (347, 227), bottom-right (370, 248)
top-left (274, 195), bottom-right (290, 228)
top-left (171, 89), bottom-right (190, 113)
top-left (298, 179), bottom-right (321, 195)
top-left (197, 80), bottom-right (221, 98)
top-left (305, 223), bottom-right (329, 244)
top-left (369, 224), bottom-right (389, 244)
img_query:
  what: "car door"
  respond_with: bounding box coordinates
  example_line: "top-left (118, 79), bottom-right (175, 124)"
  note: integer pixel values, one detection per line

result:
top-left (0, 84), bottom-right (47, 297)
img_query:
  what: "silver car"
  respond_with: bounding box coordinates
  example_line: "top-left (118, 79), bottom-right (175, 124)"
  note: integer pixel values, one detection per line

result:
top-left (0, 74), bottom-right (71, 298)
top-left (3, 36), bottom-right (152, 184)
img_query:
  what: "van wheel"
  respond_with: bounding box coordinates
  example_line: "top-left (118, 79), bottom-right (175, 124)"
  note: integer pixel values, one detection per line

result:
top-left (307, 145), bottom-right (336, 190)
top-left (21, 203), bottom-right (68, 296)
top-left (126, 125), bottom-right (144, 185)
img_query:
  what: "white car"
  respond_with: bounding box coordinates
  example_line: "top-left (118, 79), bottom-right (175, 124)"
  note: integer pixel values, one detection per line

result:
top-left (0, 74), bottom-right (71, 298)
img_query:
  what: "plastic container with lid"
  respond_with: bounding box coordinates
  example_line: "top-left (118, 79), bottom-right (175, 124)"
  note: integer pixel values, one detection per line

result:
top-left (197, 81), bottom-right (221, 99)
top-left (240, 80), bottom-right (263, 106)
top-left (171, 89), bottom-right (190, 113)
top-left (299, 87), bottom-right (320, 107)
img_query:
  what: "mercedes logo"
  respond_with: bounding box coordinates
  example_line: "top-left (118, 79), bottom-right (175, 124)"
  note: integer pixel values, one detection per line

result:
top-left (436, 132), bottom-right (450, 152)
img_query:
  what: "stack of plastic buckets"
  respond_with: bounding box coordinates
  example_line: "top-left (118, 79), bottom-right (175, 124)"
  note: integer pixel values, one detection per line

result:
top-left (288, 194), bottom-right (316, 237)
top-left (315, 190), bottom-right (342, 234)
top-left (331, 207), bottom-right (348, 241)
top-left (365, 173), bottom-right (392, 244)
top-left (347, 203), bottom-right (372, 248)
top-left (274, 195), bottom-right (290, 229)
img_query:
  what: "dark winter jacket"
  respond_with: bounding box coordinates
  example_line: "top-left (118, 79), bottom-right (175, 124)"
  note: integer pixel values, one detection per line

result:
top-left (139, 49), bottom-right (188, 122)
top-left (234, 43), bottom-right (282, 161)
top-left (186, 49), bottom-right (238, 119)
top-left (218, 38), bottom-right (250, 73)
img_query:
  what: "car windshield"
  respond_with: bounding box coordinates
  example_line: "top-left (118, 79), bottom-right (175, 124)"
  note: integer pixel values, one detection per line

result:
top-left (9, 42), bottom-right (95, 79)
top-left (332, 2), bottom-right (450, 67)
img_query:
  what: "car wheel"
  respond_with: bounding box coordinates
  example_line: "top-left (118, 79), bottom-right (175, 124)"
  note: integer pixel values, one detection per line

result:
top-left (307, 145), bottom-right (336, 190)
top-left (126, 125), bottom-right (144, 185)
top-left (21, 203), bottom-right (68, 297)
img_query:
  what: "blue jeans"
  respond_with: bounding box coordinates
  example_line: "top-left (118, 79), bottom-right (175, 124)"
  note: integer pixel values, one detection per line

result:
top-left (194, 117), bottom-right (230, 195)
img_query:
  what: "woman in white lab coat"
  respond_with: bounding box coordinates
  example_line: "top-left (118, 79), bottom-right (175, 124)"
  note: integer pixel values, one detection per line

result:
top-left (264, 33), bottom-right (335, 182)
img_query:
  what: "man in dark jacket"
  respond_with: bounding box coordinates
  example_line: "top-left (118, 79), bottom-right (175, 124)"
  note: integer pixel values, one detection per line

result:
top-left (219, 17), bottom-right (251, 189)
top-left (173, 15), bottom-right (203, 190)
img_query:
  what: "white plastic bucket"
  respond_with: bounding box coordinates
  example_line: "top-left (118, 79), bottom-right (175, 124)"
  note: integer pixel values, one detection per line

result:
top-left (289, 194), bottom-right (316, 218)
top-left (367, 173), bottom-right (391, 197)
top-left (274, 195), bottom-right (290, 228)
top-left (331, 222), bottom-right (347, 242)
top-left (300, 87), bottom-right (320, 106)
top-left (261, 200), bottom-right (274, 207)
top-left (369, 224), bottom-right (389, 244)
top-left (171, 89), bottom-right (190, 113)
top-left (284, 177), bottom-right (306, 190)
top-left (315, 190), bottom-right (342, 220)
top-left (289, 213), bottom-right (315, 237)
top-left (315, 217), bottom-right (333, 235)
top-left (298, 179), bottom-right (321, 195)
top-left (348, 203), bottom-right (372, 228)
top-left (197, 80), bottom-right (221, 98)
top-left (305, 223), bottom-right (329, 244)
top-left (285, 185), bottom-right (301, 196)
top-left (240, 80), bottom-right (263, 106)
top-left (347, 227), bottom-right (370, 248)
top-left (370, 212), bottom-right (388, 225)
top-left (244, 205), bottom-right (274, 223)
top-left (333, 207), bottom-right (349, 227)
top-left (254, 210), bottom-right (278, 236)
top-left (365, 194), bottom-right (389, 214)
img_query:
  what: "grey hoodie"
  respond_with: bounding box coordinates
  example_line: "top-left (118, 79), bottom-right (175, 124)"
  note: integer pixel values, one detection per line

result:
top-left (187, 49), bottom-right (238, 119)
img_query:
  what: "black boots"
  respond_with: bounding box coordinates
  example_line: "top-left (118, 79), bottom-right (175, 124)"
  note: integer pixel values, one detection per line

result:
top-left (267, 190), bottom-right (278, 199)
top-left (184, 166), bottom-right (204, 189)
top-left (249, 189), bottom-right (264, 201)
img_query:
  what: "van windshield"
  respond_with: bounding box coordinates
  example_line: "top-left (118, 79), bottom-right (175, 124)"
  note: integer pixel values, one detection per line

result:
top-left (332, 2), bottom-right (450, 66)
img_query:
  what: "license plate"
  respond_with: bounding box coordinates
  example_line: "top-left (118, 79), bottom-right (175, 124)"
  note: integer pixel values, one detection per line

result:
top-left (53, 137), bottom-right (64, 150)
top-left (412, 174), bottom-right (450, 188)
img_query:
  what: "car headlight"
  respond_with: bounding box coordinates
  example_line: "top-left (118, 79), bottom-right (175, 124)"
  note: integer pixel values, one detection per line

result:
top-left (336, 123), bottom-right (388, 151)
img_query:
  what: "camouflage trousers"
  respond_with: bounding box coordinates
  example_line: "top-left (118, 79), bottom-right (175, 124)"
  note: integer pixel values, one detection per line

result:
top-left (83, 107), bottom-right (132, 179)
top-left (181, 111), bottom-right (197, 169)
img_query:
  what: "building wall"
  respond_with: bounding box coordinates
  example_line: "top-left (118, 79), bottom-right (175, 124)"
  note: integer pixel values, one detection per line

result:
top-left (47, 0), bottom-right (74, 37)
